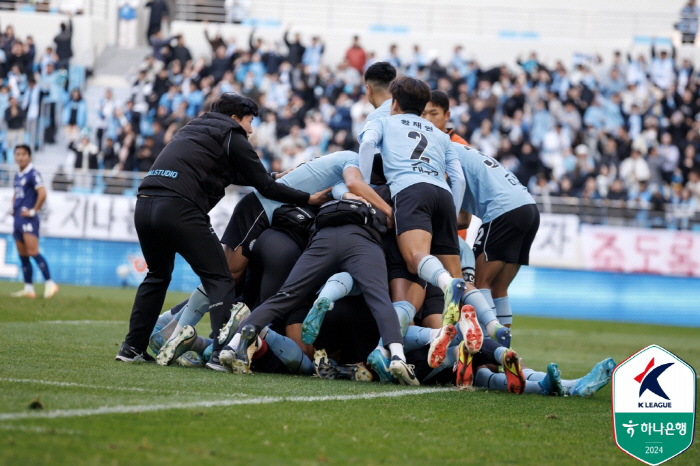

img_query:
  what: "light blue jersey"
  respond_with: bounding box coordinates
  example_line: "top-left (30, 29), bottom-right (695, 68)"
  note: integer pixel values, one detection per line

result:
top-left (255, 150), bottom-right (359, 222)
top-left (360, 113), bottom-right (458, 198)
top-left (455, 145), bottom-right (535, 223)
top-left (363, 98), bottom-right (392, 127)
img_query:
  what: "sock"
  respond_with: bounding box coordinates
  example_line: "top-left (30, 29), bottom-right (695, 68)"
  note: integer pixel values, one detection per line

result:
top-left (31, 254), bottom-right (51, 280)
top-left (473, 368), bottom-right (543, 394)
top-left (480, 289), bottom-right (495, 308)
top-left (523, 368), bottom-right (546, 382)
top-left (20, 256), bottom-right (32, 284)
top-left (191, 336), bottom-right (210, 354)
top-left (252, 337), bottom-right (267, 359)
top-left (262, 328), bottom-right (314, 375)
top-left (562, 379), bottom-right (577, 395)
top-left (494, 346), bottom-right (506, 365)
top-left (318, 272), bottom-right (358, 303)
top-left (24, 283), bottom-right (34, 292)
top-left (403, 326), bottom-right (434, 351)
top-left (229, 332), bottom-right (241, 351)
top-left (393, 301), bottom-right (417, 336)
top-left (494, 296), bottom-right (513, 326)
top-left (417, 255), bottom-right (452, 292)
top-left (462, 289), bottom-right (498, 328)
top-left (155, 310), bottom-right (176, 329)
top-left (158, 318), bottom-right (180, 340)
top-left (424, 346), bottom-right (459, 381)
top-left (178, 286), bottom-right (210, 327)
top-left (388, 342), bottom-right (405, 361)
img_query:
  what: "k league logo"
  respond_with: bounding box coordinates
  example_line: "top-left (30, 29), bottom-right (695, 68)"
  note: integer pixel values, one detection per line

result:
top-left (612, 345), bottom-right (696, 465)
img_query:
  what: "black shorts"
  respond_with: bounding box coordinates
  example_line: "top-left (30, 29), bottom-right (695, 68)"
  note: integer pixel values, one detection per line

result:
top-left (473, 203), bottom-right (540, 265)
top-left (413, 284), bottom-right (443, 323)
top-left (220, 192), bottom-right (270, 259)
top-left (392, 183), bottom-right (459, 255)
top-left (383, 234), bottom-right (427, 286)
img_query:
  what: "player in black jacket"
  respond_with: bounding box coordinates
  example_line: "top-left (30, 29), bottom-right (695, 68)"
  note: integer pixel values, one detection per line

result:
top-left (116, 93), bottom-right (330, 364)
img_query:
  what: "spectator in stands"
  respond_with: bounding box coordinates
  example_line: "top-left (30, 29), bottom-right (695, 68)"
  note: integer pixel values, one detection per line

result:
top-left (384, 44), bottom-right (401, 69)
top-left (4, 96), bottom-right (24, 159)
top-left (118, 0), bottom-right (139, 49)
top-left (53, 16), bottom-right (73, 70)
top-left (225, 0), bottom-right (250, 24)
top-left (650, 40), bottom-right (676, 91)
top-left (145, 0), bottom-right (169, 41)
top-left (22, 77), bottom-right (40, 150)
top-left (63, 88), bottom-right (87, 141)
top-left (687, 169), bottom-right (700, 205)
top-left (620, 148), bottom-right (651, 192)
top-left (101, 137), bottom-right (119, 170)
top-left (69, 135), bottom-right (99, 171)
top-left (283, 28), bottom-right (305, 67)
top-left (171, 35), bottom-right (192, 67)
top-left (677, 0), bottom-right (700, 44)
top-left (345, 36), bottom-right (366, 73)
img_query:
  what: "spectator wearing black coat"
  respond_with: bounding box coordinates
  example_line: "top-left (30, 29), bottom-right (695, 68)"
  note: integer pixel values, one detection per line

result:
top-left (283, 29), bottom-right (305, 67)
top-left (145, 0), bottom-right (169, 41)
top-left (54, 18), bottom-right (72, 70)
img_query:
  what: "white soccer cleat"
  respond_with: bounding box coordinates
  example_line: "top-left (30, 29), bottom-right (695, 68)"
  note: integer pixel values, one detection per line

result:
top-left (44, 282), bottom-right (59, 299)
top-left (11, 289), bottom-right (36, 298)
top-left (156, 325), bottom-right (197, 366)
top-left (458, 305), bottom-right (483, 354)
top-left (389, 356), bottom-right (420, 386)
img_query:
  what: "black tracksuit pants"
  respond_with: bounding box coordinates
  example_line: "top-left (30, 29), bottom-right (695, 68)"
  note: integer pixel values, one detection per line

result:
top-left (242, 224), bottom-right (403, 347)
top-left (124, 195), bottom-right (235, 352)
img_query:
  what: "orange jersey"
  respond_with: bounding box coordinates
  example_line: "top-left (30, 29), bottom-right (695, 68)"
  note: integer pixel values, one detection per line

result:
top-left (448, 129), bottom-right (469, 146)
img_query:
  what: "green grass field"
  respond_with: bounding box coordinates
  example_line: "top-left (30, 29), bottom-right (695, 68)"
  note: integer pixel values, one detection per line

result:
top-left (0, 281), bottom-right (698, 466)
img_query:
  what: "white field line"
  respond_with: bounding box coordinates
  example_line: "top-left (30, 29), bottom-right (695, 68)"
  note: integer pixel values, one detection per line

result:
top-left (0, 387), bottom-right (453, 421)
top-left (37, 320), bottom-right (126, 325)
top-left (0, 424), bottom-right (80, 435)
top-left (0, 378), bottom-right (248, 398)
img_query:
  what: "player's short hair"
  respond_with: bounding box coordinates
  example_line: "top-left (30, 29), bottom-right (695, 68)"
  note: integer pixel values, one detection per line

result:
top-left (213, 93), bottom-right (259, 119)
top-left (15, 144), bottom-right (31, 156)
top-left (364, 62), bottom-right (396, 89)
top-left (390, 76), bottom-right (431, 116)
top-left (429, 90), bottom-right (450, 113)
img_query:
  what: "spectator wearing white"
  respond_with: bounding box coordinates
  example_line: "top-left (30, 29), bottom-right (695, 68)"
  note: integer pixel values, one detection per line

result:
top-left (658, 132), bottom-right (680, 184)
top-left (676, 0), bottom-right (700, 44)
top-left (96, 88), bottom-right (118, 151)
top-left (650, 41), bottom-right (676, 91)
top-left (68, 135), bottom-right (99, 173)
top-left (118, 0), bottom-right (139, 49)
top-left (22, 78), bottom-right (41, 150)
top-left (596, 164), bottom-right (617, 198)
top-left (7, 65), bottom-right (26, 99)
top-left (620, 148), bottom-right (651, 192)
top-left (541, 123), bottom-right (571, 179)
top-left (626, 54), bottom-right (648, 86)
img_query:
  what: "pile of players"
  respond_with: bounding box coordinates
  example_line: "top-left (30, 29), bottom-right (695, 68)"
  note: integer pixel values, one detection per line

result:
top-left (141, 63), bottom-right (615, 397)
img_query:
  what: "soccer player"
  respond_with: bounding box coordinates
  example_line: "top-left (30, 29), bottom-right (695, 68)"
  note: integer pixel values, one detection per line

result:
top-left (363, 62), bottom-right (396, 123)
top-left (10, 145), bottom-right (58, 299)
top-left (421, 90), bottom-right (469, 145)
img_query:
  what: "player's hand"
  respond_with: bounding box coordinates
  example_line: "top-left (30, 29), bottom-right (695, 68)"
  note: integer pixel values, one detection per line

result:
top-left (308, 187), bottom-right (333, 206)
top-left (385, 212), bottom-right (394, 230)
top-left (20, 209), bottom-right (34, 218)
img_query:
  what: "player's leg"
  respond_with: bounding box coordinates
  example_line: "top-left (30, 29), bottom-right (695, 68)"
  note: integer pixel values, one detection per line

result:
top-left (11, 235), bottom-right (36, 298)
top-left (22, 233), bottom-right (57, 299)
top-left (154, 285), bottom-right (211, 357)
top-left (260, 326), bottom-right (314, 375)
top-left (488, 263), bottom-right (520, 327)
top-left (302, 271), bottom-right (358, 345)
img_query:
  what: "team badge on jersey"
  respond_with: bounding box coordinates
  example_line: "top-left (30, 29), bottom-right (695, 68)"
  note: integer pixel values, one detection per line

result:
top-left (612, 345), bottom-right (696, 465)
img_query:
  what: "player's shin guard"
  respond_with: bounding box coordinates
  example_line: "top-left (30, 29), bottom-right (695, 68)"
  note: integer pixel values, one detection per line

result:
top-left (393, 301), bottom-right (416, 336)
top-left (494, 296), bottom-right (513, 326)
top-left (32, 254), bottom-right (51, 280)
top-left (318, 272), bottom-right (359, 301)
top-left (403, 326), bottom-right (434, 351)
top-left (179, 285), bottom-right (210, 327)
top-left (261, 327), bottom-right (314, 375)
top-left (20, 256), bottom-right (32, 284)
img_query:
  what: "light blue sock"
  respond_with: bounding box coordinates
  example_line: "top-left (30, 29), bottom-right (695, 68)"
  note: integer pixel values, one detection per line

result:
top-left (474, 368), bottom-right (541, 394)
top-left (480, 289), bottom-right (495, 308)
top-left (179, 285), bottom-right (210, 327)
top-left (494, 346), bottom-right (506, 365)
top-left (318, 272), bottom-right (360, 303)
top-left (393, 301), bottom-right (417, 336)
top-left (494, 296), bottom-right (512, 326)
top-left (459, 237), bottom-right (476, 283)
top-left (463, 289), bottom-right (498, 327)
top-left (262, 328), bottom-right (314, 375)
top-left (425, 346), bottom-right (459, 381)
top-left (155, 310), bottom-right (177, 329)
top-left (523, 368), bottom-right (546, 382)
top-left (404, 325), bottom-right (434, 351)
top-left (562, 379), bottom-right (577, 395)
top-left (417, 255), bottom-right (450, 289)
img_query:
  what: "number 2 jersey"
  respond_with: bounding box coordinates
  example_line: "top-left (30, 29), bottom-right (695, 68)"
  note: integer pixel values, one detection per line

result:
top-left (360, 113), bottom-right (461, 199)
top-left (455, 145), bottom-right (535, 223)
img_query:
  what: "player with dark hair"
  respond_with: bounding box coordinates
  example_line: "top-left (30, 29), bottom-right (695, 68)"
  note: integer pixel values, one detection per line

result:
top-left (10, 145), bottom-right (57, 299)
top-left (363, 61), bottom-right (397, 117)
top-left (422, 90), bottom-right (469, 145)
top-left (116, 93), bottom-right (330, 364)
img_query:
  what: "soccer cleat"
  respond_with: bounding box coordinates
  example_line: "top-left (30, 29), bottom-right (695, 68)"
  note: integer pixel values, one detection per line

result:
top-left (458, 305), bottom-right (483, 354)
top-left (313, 349), bottom-right (373, 382)
top-left (301, 297), bottom-right (333, 345)
top-left (367, 348), bottom-right (396, 384)
top-left (43, 282), bottom-right (59, 299)
top-left (231, 325), bottom-right (259, 375)
top-left (10, 289), bottom-right (36, 298)
top-left (176, 351), bottom-right (205, 367)
top-left (157, 325), bottom-right (197, 366)
top-left (115, 342), bottom-right (155, 363)
top-left (217, 302), bottom-right (251, 346)
top-left (571, 357), bottom-right (616, 397)
top-left (442, 278), bottom-right (467, 326)
top-left (148, 326), bottom-right (168, 354)
top-left (203, 343), bottom-right (213, 362)
top-left (538, 363), bottom-right (565, 396)
top-left (501, 349), bottom-right (526, 395)
top-left (205, 351), bottom-right (228, 372)
top-left (389, 356), bottom-right (419, 386)
top-left (454, 341), bottom-right (474, 389)
top-left (427, 324), bottom-right (458, 368)
top-left (493, 325), bottom-right (511, 349)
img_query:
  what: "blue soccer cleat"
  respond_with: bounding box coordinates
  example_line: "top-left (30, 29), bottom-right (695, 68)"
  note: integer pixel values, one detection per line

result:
top-left (148, 325), bottom-right (166, 354)
top-left (367, 348), bottom-right (396, 384)
top-left (302, 297), bottom-right (333, 345)
top-left (538, 363), bottom-right (565, 396)
top-left (494, 325), bottom-right (511, 349)
top-left (176, 351), bottom-right (205, 367)
top-left (442, 278), bottom-right (467, 326)
top-left (571, 358), bottom-right (616, 397)
top-left (203, 343), bottom-right (213, 362)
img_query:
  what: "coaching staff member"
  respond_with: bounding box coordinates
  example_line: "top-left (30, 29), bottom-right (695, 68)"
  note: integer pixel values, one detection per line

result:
top-left (116, 93), bottom-right (329, 363)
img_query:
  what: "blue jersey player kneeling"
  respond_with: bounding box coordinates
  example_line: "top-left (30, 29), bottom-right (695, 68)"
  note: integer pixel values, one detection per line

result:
top-left (10, 145), bottom-right (57, 299)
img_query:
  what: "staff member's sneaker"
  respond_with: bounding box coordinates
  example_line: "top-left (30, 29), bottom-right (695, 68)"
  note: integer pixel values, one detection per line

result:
top-left (115, 343), bottom-right (155, 363)
top-left (44, 282), bottom-right (59, 299)
top-left (11, 288), bottom-right (36, 298)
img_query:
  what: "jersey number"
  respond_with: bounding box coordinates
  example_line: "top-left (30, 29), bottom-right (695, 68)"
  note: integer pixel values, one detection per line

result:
top-left (474, 226), bottom-right (484, 246)
top-left (407, 131), bottom-right (430, 163)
